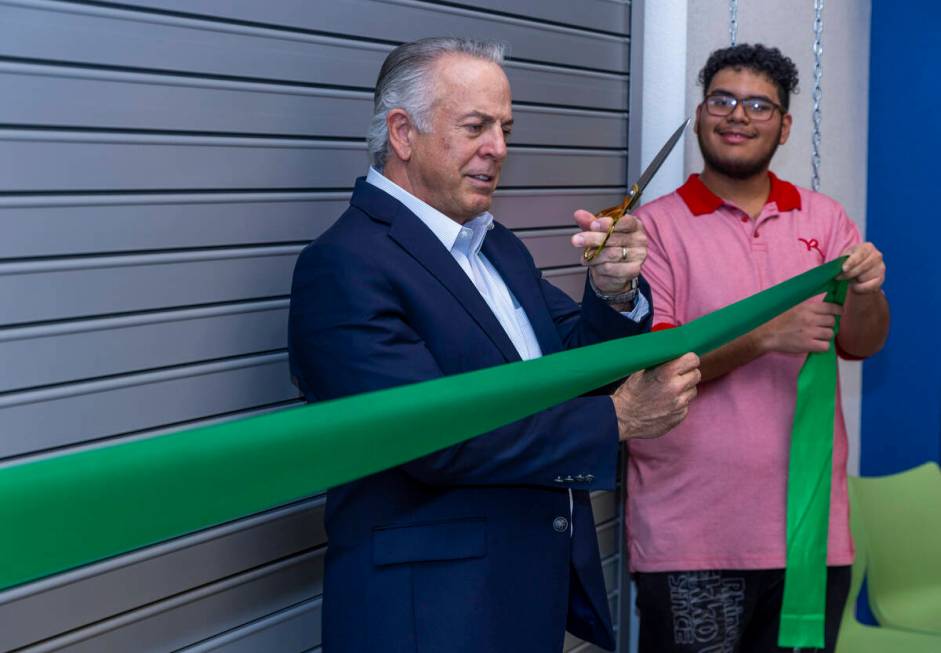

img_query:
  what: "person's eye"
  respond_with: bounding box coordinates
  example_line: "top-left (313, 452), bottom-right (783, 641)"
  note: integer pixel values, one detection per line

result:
top-left (502, 127), bottom-right (512, 140)
top-left (709, 96), bottom-right (734, 108)
top-left (748, 100), bottom-right (773, 114)
top-left (464, 123), bottom-right (483, 134)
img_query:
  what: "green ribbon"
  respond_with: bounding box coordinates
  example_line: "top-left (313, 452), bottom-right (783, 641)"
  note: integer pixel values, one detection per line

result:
top-left (0, 258), bottom-right (846, 592)
top-left (778, 278), bottom-right (848, 649)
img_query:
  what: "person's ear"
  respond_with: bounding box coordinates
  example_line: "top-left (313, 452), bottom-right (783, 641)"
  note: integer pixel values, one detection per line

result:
top-left (387, 109), bottom-right (415, 162)
top-left (779, 112), bottom-right (793, 145)
top-left (693, 103), bottom-right (703, 134)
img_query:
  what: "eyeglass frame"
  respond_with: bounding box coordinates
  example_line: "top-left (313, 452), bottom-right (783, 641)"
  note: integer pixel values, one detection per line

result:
top-left (701, 92), bottom-right (786, 122)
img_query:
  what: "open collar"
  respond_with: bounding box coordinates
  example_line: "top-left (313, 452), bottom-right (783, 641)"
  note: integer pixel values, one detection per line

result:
top-left (350, 177), bottom-right (522, 363)
top-left (677, 172), bottom-right (802, 216)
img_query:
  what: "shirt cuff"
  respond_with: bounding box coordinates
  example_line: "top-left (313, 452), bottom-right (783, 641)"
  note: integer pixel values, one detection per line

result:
top-left (620, 292), bottom-right (650, 322)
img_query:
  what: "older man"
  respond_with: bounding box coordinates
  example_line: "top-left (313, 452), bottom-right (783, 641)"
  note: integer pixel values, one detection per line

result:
top-left (289, 38), bottom-right (700, 652)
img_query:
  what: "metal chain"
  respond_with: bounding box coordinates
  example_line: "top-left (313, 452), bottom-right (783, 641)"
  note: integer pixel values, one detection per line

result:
top-left (811, 0), bottom-right (824, 191)
top-left (798, 14), bottom-right (826, 651)
top-left (729, 0), bottom-right (739, 46)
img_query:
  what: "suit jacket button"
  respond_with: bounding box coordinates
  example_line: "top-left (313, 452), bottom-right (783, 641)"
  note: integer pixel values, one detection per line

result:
top-left (552, 516), bottom-right (569, 533)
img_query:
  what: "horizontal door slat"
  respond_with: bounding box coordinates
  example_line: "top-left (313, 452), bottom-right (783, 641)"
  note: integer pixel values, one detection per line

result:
top-left (16, 550), bottom-right (323, 653)
top-left (542, 266), bottom-right (587, 302)
top-left (0, 63), bottom-right (626, 146)
top-left (0, 300), bottom-right (288, 393)
top-left (519, 228), bottom-right (582, 269)
top-left (492, 189), bottom-right (625, 230)
top-left (602, 554), bottom-right (619, 592)
top-left (0, 354), bottom-right (298, 457)
top-left (505, 62), bottom-right (628, 111)
top-left (0, 499), bottom-right (325, 651)
top-left (178, 598), bottom-right (322, 653)
top-left (1, 400), bottom-right (304, 468)
top-left (0, 192), bottom-right (342, 260)
top-left (0, 189), bottom-right (623, 259)
top-left (101, 0), bottom-right (629, 73)
top-left (429, 0), bottom-right (630, 34)
top-left (596, 520), bottom-right (617, 560)
top-left (0, 1), bottom-right (627, 109)
top-left (0, 134), bottom-right (625, 192)
top-left (1, 0), bottom-right (389, 90)
top-left (0, 246), bottom-right (301, 325)
top-left (590, 490), bottom-right (617, 525)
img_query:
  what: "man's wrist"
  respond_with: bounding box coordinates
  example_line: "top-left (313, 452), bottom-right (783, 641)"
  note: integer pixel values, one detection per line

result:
top-left (589, 274), bottom-right (639, 307)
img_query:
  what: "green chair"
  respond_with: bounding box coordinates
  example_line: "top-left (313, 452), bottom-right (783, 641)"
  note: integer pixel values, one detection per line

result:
top-left (835, 463), bottom-right (941, 652)
top-left (853, 462), bottom-right (941, 634)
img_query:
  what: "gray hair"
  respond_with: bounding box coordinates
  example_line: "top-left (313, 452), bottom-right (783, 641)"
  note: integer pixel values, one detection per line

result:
top-left (367, 37), bottom-right (507, 170)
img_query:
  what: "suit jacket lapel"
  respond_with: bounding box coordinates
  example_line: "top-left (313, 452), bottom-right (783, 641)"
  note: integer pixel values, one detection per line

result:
top-left (351, 179), bottom-right (521, 363)
top-left (482, 230), bottom-right (564, 356)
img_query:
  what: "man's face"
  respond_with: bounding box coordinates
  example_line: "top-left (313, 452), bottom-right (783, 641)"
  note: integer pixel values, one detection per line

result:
top-left (407, 54), bottom-right (512, 223)
top-left (695, 67), bottom-right (792, 179)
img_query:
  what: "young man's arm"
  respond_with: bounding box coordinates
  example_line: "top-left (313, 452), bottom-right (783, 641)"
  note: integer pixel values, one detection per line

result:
top-left (700, 242), bottom-right (888, 382)
top-left (836, 242), bottom-right (890, 357)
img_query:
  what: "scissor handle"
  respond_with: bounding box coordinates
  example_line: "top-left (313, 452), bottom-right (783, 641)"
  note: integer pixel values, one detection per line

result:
top-left (582, 184), bottom-right (641, 262)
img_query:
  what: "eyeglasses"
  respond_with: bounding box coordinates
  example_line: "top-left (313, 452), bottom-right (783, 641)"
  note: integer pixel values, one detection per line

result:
top-left (703, 93), bottom-right (784, 122)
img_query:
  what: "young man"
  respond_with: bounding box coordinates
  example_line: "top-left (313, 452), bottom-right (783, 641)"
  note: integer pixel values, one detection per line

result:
top-left (289, 38), bottom-right (700, 652)
top-left (629, 44), bottom-right (889, 653)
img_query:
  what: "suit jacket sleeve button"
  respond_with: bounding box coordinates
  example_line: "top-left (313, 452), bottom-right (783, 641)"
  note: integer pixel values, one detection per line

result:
top-left (552, 516), bottom-right (569, 533)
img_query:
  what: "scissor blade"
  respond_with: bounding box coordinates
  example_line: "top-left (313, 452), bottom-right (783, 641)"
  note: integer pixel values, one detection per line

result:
top-left (633, 117), bottom-right (691, 195)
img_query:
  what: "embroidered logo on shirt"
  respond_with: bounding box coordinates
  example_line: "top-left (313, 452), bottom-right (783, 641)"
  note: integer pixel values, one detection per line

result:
top-left (798, 237), bottom-right (824, 259)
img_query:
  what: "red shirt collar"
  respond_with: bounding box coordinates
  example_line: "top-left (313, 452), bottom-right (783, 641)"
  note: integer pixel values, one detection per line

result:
top-left (677, 172), bottom-right (802, 216)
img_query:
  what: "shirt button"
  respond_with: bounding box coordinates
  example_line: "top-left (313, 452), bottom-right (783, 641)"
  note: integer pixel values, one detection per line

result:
top-left (753, 232), bottom-right (760, 238)
top-left (741, 216), bottom-right (749, 223)
top-left (552, 516), bottom-right (569, 533)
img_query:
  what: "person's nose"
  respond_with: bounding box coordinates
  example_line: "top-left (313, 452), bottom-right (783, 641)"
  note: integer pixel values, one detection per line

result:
top-left (727, 100), bottom-right (750, 123)
top-left (482, 126), bottom-right (508, 161)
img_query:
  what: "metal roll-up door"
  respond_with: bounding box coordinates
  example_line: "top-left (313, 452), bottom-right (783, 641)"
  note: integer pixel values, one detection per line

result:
top-left (0, 1), bottom-right (634, 650)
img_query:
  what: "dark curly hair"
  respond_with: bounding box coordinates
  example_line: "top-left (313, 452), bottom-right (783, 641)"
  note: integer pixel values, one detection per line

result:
top-left (698, 44), bottom-right (799, 111)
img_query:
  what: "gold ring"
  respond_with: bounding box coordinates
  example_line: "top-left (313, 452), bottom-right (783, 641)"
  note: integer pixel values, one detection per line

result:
top-left (620, 247), bottom-right (628, 261)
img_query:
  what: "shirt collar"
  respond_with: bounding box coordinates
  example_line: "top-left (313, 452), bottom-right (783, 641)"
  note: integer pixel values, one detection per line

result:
top-left (676, 172), bottom-right (802, 216)
top-left (366, 167), bottom-right (492, 254)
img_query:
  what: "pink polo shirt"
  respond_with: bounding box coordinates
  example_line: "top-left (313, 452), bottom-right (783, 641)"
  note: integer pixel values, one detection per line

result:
top-left (627, 173), bottom-right (859, 572)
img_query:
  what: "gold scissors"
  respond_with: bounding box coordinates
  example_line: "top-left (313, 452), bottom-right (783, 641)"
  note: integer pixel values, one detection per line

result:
top-left (583, 118), bottom-right (691, 261)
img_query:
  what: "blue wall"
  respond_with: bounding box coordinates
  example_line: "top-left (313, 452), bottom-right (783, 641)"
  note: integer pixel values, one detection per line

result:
top-left (861, 0), bottom-right (941, 475)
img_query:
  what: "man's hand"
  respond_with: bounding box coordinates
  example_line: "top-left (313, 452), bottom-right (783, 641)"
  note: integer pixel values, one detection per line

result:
top-left (756, 301), bottom-right (843, 354)
top-left (838, 242), bottom-right (885, 294)
top-left (612, 353), bottom-right (701, 441)
top-left (571, 209), bottom-right (647, 295)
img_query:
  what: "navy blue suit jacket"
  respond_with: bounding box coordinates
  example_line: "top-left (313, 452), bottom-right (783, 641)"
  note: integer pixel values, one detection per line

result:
top-left (288, 179), bottom-right (652, 652)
